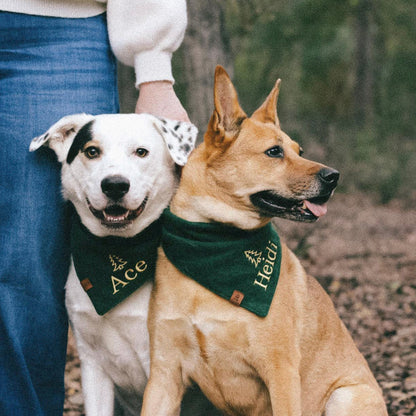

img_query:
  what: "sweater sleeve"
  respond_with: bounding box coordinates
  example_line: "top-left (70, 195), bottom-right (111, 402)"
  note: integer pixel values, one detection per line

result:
top-left (106, 0), bottom-right (187, 87)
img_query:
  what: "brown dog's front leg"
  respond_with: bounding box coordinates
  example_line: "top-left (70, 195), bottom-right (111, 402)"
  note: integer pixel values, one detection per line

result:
top-left (264, 363), bottom-right (302, 416)
top-left (141, 366), bottom-right (185, 416)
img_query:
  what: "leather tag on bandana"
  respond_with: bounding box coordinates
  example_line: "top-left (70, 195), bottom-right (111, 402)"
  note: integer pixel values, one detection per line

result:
top-left (230, 290), bottom-right (244, 306)
top-left (81, 278), bottom-right (93, 291)
top-left (71, 216), bottom-right (161, 315)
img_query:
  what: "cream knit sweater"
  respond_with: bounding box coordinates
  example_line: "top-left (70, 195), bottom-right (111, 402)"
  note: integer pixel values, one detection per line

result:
top-left (0, 0), bottom-right (187, 86)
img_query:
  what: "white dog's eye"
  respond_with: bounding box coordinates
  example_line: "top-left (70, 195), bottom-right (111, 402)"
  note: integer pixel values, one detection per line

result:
top-left (136, 148), bottom-right (149, 158)
top-left (84, 146), bottom-right (101, 159)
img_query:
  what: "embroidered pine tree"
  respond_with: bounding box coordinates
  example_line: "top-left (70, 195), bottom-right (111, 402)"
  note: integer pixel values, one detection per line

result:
top-left (244, 250), bottom-right (262, 268)
top-left (109, 254), bottom-right (127, 272)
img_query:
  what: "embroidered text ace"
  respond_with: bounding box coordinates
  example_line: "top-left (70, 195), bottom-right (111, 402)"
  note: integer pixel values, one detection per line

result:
top-left (110, 256), bottom-right (148, 295)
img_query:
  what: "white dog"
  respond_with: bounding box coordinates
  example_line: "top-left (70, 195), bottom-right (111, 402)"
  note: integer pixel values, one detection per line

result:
top-left (30, 113), bottom-right (216, 416)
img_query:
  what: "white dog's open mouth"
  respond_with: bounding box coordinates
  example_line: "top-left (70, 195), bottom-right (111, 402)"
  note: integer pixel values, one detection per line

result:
top-left (87, 197), bottom-right (148, 228)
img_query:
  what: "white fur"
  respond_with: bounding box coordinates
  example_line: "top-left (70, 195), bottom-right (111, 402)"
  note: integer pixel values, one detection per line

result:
top-left (60, 114), bottom-right (180, 238)
top-left (30, 113), bottom-right (197, 415)
top-left (325, 387), bottom-right (354, 415)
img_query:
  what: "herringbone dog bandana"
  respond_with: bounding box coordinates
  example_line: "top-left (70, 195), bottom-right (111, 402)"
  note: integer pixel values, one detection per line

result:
top-left (70, 216), bottom-right (161, 315)
top-left (161, 209), bottom-right (281, 317)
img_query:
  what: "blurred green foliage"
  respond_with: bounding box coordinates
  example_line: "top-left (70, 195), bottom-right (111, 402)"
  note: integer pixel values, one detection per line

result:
top-left (224, 0), bottom-right (416, 202)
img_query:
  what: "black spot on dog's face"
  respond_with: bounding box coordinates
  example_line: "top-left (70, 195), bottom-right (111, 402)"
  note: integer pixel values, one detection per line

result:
top-left (67, 120), bottom-right (95, 164)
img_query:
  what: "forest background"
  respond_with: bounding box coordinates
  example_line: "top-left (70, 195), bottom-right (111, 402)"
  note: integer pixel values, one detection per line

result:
top-left (120, 0), bottom-right (416, 204)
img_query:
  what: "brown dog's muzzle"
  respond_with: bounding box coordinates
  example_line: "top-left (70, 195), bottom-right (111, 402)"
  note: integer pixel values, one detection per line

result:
top-left (250, 166), bottom-right (339, 223)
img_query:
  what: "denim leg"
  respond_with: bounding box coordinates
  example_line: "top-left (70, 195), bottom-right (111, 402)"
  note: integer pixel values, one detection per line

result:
top-left (0, 12), bottom-right (119, 416)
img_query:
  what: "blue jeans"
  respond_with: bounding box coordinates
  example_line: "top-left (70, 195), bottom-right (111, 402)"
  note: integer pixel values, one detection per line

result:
top-left (0, 12), bottom-right (119, 415)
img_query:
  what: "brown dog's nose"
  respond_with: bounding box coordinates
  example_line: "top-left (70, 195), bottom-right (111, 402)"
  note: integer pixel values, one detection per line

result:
top-left (101, 175), bottom-right (130, 200)
top-left (318, 167), bottom-right (339, 187)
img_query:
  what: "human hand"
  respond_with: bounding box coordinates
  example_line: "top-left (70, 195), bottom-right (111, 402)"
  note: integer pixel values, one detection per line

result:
top-left (135, 81), bottom-right (190, 122)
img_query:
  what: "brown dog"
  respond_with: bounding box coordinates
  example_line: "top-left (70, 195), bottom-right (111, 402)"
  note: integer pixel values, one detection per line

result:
top-left (141, 66), bottom-right (387, 416)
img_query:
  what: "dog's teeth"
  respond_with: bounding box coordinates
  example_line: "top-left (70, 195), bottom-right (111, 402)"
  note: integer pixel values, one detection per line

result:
top-left (301, 202), bottom-right (307, 210)
top-left (103, 210), bottom-right (130, 222)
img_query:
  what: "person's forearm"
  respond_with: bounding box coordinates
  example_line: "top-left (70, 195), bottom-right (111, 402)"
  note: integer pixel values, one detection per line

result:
top-left (106, 0), bottom-right (187, 86)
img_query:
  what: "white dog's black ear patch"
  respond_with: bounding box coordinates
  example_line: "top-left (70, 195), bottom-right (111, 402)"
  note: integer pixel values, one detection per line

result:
top-left (29, 113), bottom-right (94, 163)
top-left (152, 117), bottom-right (198, 166)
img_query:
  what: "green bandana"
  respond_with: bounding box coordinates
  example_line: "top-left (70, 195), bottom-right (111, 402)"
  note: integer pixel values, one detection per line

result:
top-left (161, 209), bottom-right (281, 317)
top-left (70, 216), bottom-right (161, 315)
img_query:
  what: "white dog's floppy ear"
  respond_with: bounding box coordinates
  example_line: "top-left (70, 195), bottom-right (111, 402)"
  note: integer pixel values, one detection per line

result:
top-left (29, 113), bottom-right (94, 162)
top-left (152, 116), bottom-right (198, 166)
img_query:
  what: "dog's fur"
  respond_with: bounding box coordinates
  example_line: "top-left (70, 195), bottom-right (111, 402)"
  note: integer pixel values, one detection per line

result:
top-left (141, 67), bottom-right (388, 416)
top-left (30, 113), bottom-right (216, 416)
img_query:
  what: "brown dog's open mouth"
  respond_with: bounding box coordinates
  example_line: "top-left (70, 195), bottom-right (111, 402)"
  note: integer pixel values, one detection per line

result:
top-left (250, 191), bottom-right (330, 222)
top-left (87, 197), bottom-right (148, 228)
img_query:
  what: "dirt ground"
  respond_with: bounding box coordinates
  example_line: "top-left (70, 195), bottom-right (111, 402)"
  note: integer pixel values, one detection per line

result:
top-left (64, 193), bottom-right (416, 416)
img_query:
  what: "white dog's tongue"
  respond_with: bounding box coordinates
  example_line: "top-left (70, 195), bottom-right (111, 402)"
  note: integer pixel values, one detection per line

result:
top-left (304, 200), bottom-right (328, 217)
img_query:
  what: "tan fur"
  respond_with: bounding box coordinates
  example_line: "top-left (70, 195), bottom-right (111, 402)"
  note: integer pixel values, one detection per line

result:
top-left (141, 67), bottom-right (387, 416)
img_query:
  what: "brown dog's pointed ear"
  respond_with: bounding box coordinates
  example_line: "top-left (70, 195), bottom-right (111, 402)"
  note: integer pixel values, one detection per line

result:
top-left (205, 66), bottom-right (247, 149)
top-left (251, 78), bottom-right (281, 126)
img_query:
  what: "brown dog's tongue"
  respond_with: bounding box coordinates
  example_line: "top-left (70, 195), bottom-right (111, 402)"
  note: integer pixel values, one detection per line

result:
top-left (304, 200), bottom-right (328, 217)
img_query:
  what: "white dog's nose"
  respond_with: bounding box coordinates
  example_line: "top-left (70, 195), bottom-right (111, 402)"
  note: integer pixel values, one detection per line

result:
top-left (101, 175), bottom-right (130, 200)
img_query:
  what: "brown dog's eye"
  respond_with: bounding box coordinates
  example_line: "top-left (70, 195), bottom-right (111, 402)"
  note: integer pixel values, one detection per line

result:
top-left (84, 146), bottom-right (101, 159)
top-left (136, 148), bottom-right (149, 158)
top-left (265, 146), bottom-right (284, 158)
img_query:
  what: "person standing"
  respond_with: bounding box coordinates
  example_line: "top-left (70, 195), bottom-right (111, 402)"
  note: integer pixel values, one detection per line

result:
top-left (0, 1), bottom-right (188, 414)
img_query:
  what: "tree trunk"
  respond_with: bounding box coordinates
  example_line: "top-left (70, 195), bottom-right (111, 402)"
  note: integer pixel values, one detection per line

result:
top-left (182, 0), bottom-right (233, 139)
top-left (118, 63), bottom-right (138, 114)
top-left (354, 0), bottom-right (375, 127)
